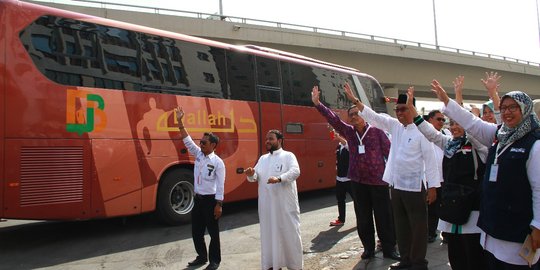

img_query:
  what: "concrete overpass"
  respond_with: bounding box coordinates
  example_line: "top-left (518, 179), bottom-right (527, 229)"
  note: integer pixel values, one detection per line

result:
top-left (31, 1), bottom-right (540, 102)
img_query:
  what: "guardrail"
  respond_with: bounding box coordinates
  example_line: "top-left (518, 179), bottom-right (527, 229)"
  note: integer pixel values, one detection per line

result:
top-left (30, 0), bottom-right (540, 68)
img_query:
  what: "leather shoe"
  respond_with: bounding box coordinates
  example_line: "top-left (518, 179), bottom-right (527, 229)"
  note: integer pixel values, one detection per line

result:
top-left (187, 257), bottom-right (207, 266)
top-left (204, 262), bottom-right (219, 270)
top-left (361, 250), bottom-right (375, 259)
top-left (383, 250), bottom-right (401, 260)
top-left (389, 261), bottom-right (411, 269)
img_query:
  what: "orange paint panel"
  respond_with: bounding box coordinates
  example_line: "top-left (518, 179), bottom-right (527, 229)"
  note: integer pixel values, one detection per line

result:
top-left (91, 140), bottom-right (142, 216)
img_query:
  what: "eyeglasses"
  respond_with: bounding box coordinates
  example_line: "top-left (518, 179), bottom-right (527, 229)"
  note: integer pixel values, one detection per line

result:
top-left (348, 112), bottom-right (358, 117)
top-left (436, 117), bottom-right (445, 122)
top-left (393, 107), bottom-right (409, 113)
top-left (500, 104), bottom-right (520, 113)
top-left (200, 140), bottom-right (209, 145)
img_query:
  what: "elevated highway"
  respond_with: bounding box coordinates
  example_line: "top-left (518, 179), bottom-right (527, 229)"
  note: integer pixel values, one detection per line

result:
top-left (32, 1), bottom-right (540, 103)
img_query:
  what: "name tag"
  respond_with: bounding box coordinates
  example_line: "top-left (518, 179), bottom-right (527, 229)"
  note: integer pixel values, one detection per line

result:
top-left (489, 164), bottom-right (499, 182)
top-left (510, 147), bottom-right (526, 153)
top-left (358, 145), bottom-right (365, 154)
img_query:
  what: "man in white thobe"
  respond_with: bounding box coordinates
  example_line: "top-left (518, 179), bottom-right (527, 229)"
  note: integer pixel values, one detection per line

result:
top-left (245, 129), bottom-right (302, 270)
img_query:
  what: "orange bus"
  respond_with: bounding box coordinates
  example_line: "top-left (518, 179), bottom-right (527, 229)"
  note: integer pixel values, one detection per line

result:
top-left (0, 0), bottom-right (388, 225)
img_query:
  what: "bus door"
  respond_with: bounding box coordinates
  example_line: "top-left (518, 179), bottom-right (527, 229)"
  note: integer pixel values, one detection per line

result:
top-left (255, 57), bottom-right (283, 154)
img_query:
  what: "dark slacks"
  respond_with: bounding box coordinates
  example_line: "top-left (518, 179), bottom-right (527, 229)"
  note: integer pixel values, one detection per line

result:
top-left (485, 249), bottom-right (539, 270)
top-left (335, 180), bottom-right (353, 222)
top-left (427, 187), bottom-right (441, 238)
top-left (391, 187), bottom-right (428, 268)
top-left (192, 194), bottom-right (221, 264)
top-left (351, 182), bottom-right (396, 253)
top-left (443, 232), bottom-right (486, 270)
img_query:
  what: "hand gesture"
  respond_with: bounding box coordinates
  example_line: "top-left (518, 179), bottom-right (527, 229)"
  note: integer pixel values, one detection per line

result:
top-left (430, 80), bottom-right (450, 105)
top-left (175, 106), bottom-right (185, 123)
top-left (311, 86), bottom-right (321, 106)
top-left (481, 71), bottom-right (501, 95)
top-left (470, 104), bottom-right (481, 117)
top-left (244, 167), bottom-right (255, 177)
top-left (343, 82), bottom-right (356, 102)
top-left (267, 176), bottom-right (280, 184)
top-left (406, 86), bottom-right (419, 117)
top-left (453, 75), bottom-right (465, 106)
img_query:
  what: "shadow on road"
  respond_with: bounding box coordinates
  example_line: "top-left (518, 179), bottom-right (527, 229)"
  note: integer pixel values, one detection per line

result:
top-left (0, 188), bottom-right (335, 269)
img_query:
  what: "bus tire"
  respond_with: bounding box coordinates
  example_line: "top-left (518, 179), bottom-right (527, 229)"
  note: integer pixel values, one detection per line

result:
top-left (156, 168), bottom-right (195, 225)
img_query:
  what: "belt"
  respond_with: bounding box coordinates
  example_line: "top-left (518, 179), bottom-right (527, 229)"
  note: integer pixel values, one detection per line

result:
top-left (194, 193), bottom-right (215, 199)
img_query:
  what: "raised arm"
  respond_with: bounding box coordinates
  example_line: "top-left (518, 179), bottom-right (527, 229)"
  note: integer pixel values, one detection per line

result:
top-left (430, 80), bottom-right (451, 105)
top-left (175, 107), bottom-right (189, 139)
top-left (481, 71), bottom-right (501, 112)
top-left (407, 86), bottom-right (451, 150)
top-left (453, 75), bottom-right (465, 107)
top-left (342, 82), bottom-right (365, 111)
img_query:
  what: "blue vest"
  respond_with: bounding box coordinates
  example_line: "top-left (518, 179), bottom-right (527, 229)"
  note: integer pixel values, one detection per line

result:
top-left (336, 145), bottom-right (349, 178)
top-left (477, 130), bottom-right (539, 243)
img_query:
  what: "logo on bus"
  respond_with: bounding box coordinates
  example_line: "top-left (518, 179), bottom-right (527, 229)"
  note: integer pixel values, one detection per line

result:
top-left (66, 89), bottom-right (107, 135)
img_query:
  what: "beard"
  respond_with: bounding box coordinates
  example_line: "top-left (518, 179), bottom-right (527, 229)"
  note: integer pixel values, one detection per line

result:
top-left (266, 143), bottom-right (279, 153)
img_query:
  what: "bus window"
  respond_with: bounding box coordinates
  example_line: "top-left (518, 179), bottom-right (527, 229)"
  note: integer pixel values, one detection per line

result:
top-left (226, 51), bottom-right (256, 101)
top-left (288, 63), bottom-right (316, 107)
top-left (256, 57), bottom-right (280, 88)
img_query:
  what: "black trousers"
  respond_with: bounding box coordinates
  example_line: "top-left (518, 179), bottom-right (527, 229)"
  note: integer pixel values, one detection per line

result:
top-left (442, 232), bottom-right (486, 270)
top-left (391, 187), bottom-right (428, 268)
top-left (485, 249), bottom-right (539, 270)
top-left (351, 182), bottom-right (397, 254)
top-left (427, 187), bottom-right (441, 238)
top-left (192, 194), bottom-right (221, 264)
top-left (335, 180), bottom-right (353, 222)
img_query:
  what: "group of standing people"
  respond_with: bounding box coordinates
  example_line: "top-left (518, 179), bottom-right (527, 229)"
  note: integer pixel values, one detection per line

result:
top-left (175, 70), bottom-right (540, 270)
top-left (317, 71), bottom-right (539, 270)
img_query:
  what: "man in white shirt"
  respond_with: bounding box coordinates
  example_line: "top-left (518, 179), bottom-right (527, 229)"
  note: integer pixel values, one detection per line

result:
top-left (343, 84), bottom-right (440, 270)
top-left (176, 107), bottom-right (225, 270)
top-left (245, 130), bottom-right (302, 270)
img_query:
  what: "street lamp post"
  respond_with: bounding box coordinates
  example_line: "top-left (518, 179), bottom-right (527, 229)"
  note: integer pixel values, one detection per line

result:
top-left (219, 0), bottom-right (224, 20)
top-left (432, 0), bottom-right (439, 48)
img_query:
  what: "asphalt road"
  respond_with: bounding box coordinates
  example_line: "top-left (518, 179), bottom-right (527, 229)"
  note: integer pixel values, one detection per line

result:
top-left (0, 188), bottom-right (451, 270)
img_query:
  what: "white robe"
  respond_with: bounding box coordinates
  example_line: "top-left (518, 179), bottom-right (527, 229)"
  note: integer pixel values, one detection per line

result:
top-left (247, 148), bottom-right (302, 270)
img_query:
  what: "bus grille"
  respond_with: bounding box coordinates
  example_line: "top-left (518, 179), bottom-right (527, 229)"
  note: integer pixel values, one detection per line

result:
top-left (20, 146), bottom-right (84, 207)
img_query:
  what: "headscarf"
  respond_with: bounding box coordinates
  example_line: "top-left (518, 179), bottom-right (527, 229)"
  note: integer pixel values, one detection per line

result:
top-left (444, 135), bottom-right (468, 158)
top-left (481, 100), bottom-right (494, 116)
top-left (496, 91), bottom-right (540, 150)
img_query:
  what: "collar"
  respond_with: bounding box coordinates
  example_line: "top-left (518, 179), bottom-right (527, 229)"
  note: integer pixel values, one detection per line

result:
top-left (269, 148), bottom-right (283, 155)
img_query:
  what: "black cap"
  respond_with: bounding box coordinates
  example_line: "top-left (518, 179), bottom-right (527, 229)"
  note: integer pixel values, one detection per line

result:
top-left (397, 94), bottom-right (415, 106)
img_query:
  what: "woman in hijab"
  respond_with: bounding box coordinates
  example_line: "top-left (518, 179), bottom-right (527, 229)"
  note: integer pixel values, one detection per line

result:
top-left (431, 80), bottom-right (540, 269)
top-left (406, 87), bottom-right (488, 270)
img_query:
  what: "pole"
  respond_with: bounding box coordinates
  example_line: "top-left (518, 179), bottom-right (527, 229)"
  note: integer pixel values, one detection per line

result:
top-left (432, 0), bottom-right (439, 48)
top-left (536, 0), bottom-right (540, 46)
top-left (219, 0), bottom-right (224, 20)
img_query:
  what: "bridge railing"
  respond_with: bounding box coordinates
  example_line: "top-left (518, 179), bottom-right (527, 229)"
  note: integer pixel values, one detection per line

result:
top-left (30, 0), bottom-right (540, 68)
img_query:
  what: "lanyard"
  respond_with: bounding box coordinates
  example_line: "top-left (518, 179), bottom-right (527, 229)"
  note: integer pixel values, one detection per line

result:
top-left (494, 143), bottom-right (513, 164)
top-left (355, 125), bottom-right (371, 146)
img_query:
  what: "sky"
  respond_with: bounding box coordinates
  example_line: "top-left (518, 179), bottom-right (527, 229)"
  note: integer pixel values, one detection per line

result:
top-left (84, 0), bottom-right (540, 64)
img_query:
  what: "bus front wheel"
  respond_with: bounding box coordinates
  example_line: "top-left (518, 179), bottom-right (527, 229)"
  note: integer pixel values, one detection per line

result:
top-left (156, 168), bottom-right (195, 225)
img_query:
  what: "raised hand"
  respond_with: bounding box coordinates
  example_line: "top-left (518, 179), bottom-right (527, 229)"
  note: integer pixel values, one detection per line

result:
top-left (343, 82), bottom-right (356, 101)
top-left (406, 86), bottom-right (419, 117)
top-left (481, 71), bottom-right (501, 110)
top-left (430, 80), bottom-right (450, 105)
top-left (311, 86), bottom-right (321, 106)
top-left (175, 106), bottom-right (185, 123)
top-left (481, 71), bottom-right (501, 94)
top-left (453, 75), bottom-right (465, 106)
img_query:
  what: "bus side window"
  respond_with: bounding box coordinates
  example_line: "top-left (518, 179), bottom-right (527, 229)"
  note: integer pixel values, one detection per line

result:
top-left (226, 51), bottom-right (256, 101)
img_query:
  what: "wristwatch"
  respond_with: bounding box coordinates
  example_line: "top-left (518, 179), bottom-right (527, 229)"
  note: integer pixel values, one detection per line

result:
top-left (277, 177), bottom-right (282, 183)
top-left (216, 200), bottom-right (223, 206)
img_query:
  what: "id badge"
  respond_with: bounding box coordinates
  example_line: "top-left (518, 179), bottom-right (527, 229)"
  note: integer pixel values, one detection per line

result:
top-left (489, 164), bottom-right (499, 182)
top-left (358, 145), bottom-right (365, 154)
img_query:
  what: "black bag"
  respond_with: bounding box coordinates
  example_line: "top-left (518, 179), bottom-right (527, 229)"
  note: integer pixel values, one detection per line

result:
top-left (438, 183), bottom-right (475, 225)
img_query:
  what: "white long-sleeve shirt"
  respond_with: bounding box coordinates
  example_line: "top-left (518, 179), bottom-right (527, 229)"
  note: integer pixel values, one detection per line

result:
top-left (183, 136), bottom-right (226, 201)
top-left (359, 106), bottom-right (440, 191)
top-left (443, 98), bottom-right (540, 265)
